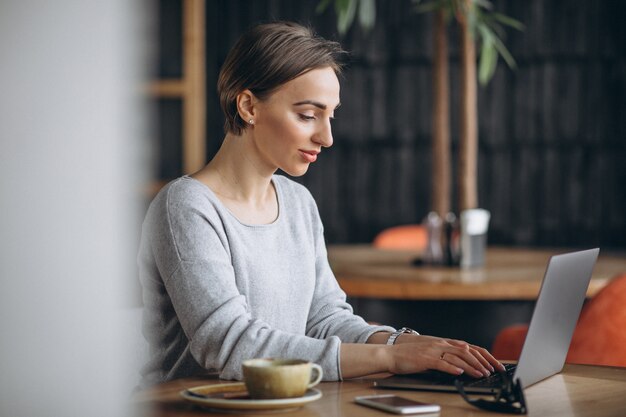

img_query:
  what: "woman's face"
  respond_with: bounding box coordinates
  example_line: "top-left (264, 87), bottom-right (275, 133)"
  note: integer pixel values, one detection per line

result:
top-left (251, 66), bottom-right (340, 177)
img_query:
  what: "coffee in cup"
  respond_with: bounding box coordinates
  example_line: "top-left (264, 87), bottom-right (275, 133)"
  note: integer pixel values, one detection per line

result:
top-left (242, 358), bottom-right (323, 399)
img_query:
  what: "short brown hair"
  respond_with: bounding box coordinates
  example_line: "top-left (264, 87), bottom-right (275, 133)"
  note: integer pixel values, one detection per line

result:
top-left (218, 21), bottom-right (347, 135)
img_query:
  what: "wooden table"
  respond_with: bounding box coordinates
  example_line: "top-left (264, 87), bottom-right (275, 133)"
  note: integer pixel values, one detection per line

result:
top-left (328, 245), bottom-right (626, 300)
top-left (132, 364), bottom-right (626, 416)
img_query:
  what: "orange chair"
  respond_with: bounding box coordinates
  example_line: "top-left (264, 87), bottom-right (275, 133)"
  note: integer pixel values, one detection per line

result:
top-left (492, 273), bottom-right (626, 367)
top-left (373, 224), bottom-right (428, 251)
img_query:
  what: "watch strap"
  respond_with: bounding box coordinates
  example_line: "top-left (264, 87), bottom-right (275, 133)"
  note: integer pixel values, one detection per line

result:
top-left (386, 327), bottom-right (420, 345)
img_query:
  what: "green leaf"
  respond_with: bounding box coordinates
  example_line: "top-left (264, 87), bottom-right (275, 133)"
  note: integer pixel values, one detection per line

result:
top-left (315, 0), bottom-right (333, 14)
top-left (334, 0), bottom-right (350, 14)
top-left (477, 21), bottom-right (494, 43)
top-left (485, 19), bottom-right (507, 39)
top-left (478, 42), bottom-right (497, 85)
top-left (473, 0), bottom-right (493, 11)
top-left (413, 0), bottom-right (442, 14)
top-left (491, 12), bottom-right (525, 31)
top-left (336, 0), bottom-right (358, 35)
top-left (318, 0), bottom-right (378, 36)
top-left (477, 24), bottom-right (497, 85)
top-left (492, 34), bottom-right (517, 69)
top-left (358, 0), bottom-right (377, 32)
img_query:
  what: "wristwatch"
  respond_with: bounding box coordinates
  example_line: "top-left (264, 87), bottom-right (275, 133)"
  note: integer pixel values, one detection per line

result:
top-left (386, 327), bottom-right (420, 345)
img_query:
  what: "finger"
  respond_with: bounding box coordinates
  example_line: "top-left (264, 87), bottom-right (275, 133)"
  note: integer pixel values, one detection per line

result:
top-left (449, 346), bottom-right (491, 377)
top-left (467, 345), bottom-right (494, 372)
top-left (430, 355), bottom-right (465, 376)
top-left (441, 353), bottom-right (485, 378)
top-left (470, 344), bottom-right (506, 371)
top-left (447, 339), bottom-right (472, 349)
top-left (448, 340), bottom-right (498, 374)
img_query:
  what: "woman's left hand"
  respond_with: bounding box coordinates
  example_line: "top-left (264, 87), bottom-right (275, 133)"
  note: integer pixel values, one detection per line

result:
top-left (394, 334), bottom-right (506, 377)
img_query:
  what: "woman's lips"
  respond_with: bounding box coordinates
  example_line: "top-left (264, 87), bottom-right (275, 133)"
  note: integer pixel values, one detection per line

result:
top-left (299, 150), bottom-right (319, 163)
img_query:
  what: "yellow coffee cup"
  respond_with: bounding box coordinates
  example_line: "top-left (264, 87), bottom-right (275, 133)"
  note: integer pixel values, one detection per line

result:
top-left (242, 358), bottom-right (323, 399)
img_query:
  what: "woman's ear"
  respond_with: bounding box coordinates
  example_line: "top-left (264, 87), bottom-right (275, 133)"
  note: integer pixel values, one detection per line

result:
top-left (236, 90), bottom-right (257, 124)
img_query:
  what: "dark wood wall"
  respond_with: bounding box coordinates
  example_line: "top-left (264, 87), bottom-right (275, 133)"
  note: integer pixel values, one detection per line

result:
top-left (156, 0), bottom-right (626, 249)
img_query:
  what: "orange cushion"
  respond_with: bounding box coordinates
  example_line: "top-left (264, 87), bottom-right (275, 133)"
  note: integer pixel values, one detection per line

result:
top-left (373, 225), bottom-right (428, 251)
top-left (491, 324), bottom-right (528, 361)
top-left (567, 273), bottom-right (626, 367)
top-left (492, 273), bottom-right (626, 367)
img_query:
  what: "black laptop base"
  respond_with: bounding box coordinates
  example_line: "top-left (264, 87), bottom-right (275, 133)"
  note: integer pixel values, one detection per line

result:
top-left (374, 364), bottom-right (518, 395)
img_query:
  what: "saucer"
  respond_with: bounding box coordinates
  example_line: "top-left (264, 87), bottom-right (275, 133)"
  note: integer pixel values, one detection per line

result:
top-left (180, 382), bottom-right (322, 411)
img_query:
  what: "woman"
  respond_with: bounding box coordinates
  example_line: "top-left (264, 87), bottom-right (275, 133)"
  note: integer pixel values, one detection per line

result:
top-left (138, 21), bottom-right (504, 386)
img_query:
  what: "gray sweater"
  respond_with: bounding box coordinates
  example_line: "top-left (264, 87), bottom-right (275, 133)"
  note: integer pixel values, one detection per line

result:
top-left (138, 175), bottom-right (393, 386)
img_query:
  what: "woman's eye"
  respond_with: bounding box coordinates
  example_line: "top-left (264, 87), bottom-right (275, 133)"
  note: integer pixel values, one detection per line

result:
top-left (298, 114), bottom-right (316, 121)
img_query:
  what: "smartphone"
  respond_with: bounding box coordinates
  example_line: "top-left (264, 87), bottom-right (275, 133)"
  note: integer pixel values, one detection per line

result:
top-left (354, 394), bottom-right (441, 415)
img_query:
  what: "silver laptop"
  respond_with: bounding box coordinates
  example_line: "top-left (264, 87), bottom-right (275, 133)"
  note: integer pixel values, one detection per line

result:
top-left (374, 248), bottom-right (599, 394)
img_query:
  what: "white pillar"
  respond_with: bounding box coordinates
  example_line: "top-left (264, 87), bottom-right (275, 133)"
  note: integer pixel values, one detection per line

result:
top-left (0, 1), bottom-right (150, 416)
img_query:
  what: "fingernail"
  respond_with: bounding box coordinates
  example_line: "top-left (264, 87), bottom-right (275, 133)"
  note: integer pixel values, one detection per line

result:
top-left (474, 370), bottom-right (483, 377)
top-left (483, 370), bottom-right (491, 377)
top-left (457, 368), bottom-right (464, 375)
top-left (489, 365), bottom-right (495, 372)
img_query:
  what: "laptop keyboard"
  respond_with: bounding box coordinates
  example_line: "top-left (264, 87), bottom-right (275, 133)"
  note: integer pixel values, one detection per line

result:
top-left (408, 363), bottom-right (517, 388)
top-left (462, 364), bottom-right (517, 388)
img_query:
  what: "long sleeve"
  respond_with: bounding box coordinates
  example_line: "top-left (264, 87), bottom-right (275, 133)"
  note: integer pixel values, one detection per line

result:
top-left (305, 205), bottom-right (395, 350)
top-left (138, 175), bottom-right (392, 386)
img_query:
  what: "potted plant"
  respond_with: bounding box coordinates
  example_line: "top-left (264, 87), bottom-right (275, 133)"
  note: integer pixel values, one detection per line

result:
top-left (317, 0), bottom-right (523, 216)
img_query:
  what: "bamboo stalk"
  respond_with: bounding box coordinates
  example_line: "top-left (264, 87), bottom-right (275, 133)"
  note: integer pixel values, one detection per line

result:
top-left (182, 0), bottom-right (206, 174)
top-left (458, 0), bottom-right (478, 211)
top-left (432, 9), bottom-right (451, 218)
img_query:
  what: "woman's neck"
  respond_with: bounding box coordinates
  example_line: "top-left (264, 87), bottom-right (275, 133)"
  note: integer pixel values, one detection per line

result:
top-left (193, 133), bottom-right (275, 206)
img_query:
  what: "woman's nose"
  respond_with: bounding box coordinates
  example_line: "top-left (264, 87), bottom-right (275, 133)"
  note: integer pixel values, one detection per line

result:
top-left (314, 119), bottom-right (334, 148)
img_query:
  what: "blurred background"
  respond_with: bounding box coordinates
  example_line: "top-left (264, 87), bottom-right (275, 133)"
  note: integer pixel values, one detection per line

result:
top-left (151, 0), bottom-right (626, 249)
